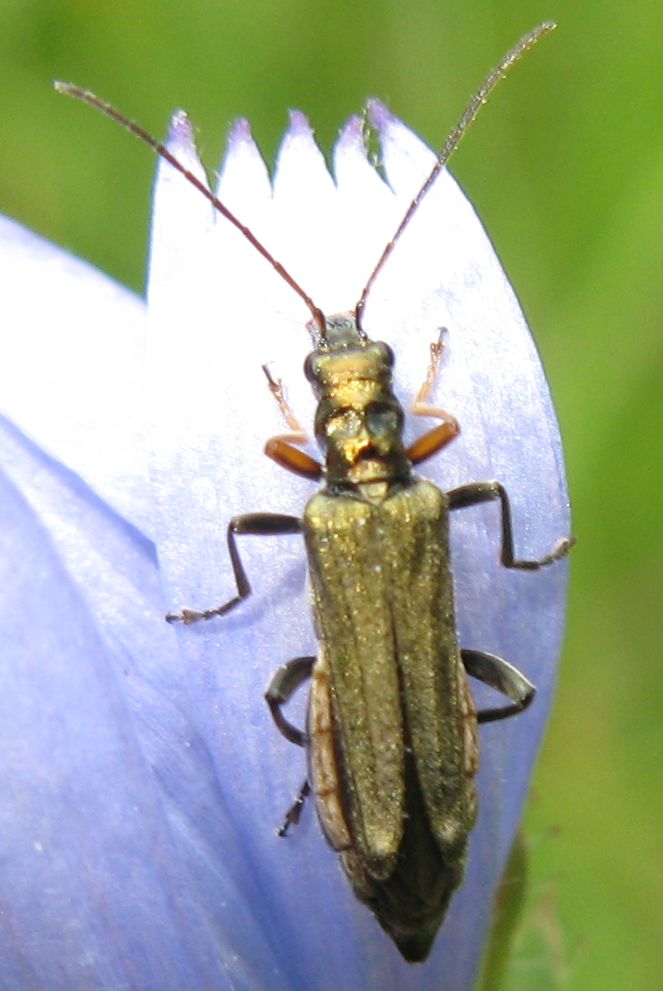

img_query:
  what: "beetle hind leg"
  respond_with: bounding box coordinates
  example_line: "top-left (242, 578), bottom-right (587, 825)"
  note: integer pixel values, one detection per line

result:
top-left (265, 656), bottom-right (315, 834)
top-left (265, 655), bottom-right (315, 746)
top-left (462, 648), bottom-right (536, 723)
top-left (277, 780), bottom-right (311, 837)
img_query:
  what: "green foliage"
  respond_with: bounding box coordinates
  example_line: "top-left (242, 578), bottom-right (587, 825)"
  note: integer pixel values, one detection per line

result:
top-left (1, 3), bottom-right (660, 987)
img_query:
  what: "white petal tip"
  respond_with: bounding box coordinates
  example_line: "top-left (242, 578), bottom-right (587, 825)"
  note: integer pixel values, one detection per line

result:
top-left (337, 114), bottom-right (365, 151)
top-left (366, 98), bottom-right (393, 132)
top-left (228, 117), bottom-right (254, 146)
top-left (288, 109), bottom-right (313, 138)
top-left (167, 111), bottom-right (196, 151)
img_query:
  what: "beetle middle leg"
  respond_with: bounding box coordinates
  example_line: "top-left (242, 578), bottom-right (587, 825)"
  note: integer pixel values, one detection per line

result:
top-left (462, 648), bottom-right (535, 723)
top-left (265, 655), bottom-right (316, 835)
top-left (165, 512), bottom-right (302, 623)
top-left (448, 481), bottom-right (575, 568)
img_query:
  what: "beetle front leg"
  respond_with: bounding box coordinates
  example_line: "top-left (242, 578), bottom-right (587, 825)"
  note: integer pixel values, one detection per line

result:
top-left (265, 655), bottom-right (316, 835)
top-left (262, 364), bottom-right (323, 481)
top-left (165, 512), bottom-right (302, 623)
top-left (462, 648), bottom-right (535, 723)
top-left (448, 481), bottom-right (575, 569)
top-left (406, 329), bottom-right (461, 467)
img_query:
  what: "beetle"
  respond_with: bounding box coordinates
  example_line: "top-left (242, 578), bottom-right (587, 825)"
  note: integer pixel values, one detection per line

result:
top-left (57, 20), bottom-right (572, 963)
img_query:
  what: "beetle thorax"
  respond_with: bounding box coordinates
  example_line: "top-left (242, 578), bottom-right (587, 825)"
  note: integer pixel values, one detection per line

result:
top-left (305, 314), bottom-right (411, 494)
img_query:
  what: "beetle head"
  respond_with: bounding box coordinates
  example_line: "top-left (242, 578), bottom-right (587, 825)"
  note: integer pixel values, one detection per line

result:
top-left (305, 316), bottom-right (410, 489)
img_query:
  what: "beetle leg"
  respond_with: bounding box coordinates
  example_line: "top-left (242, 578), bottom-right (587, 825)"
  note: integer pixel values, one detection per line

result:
top-left (265, 436), bottom-right (323, 480)
top-left (165, 513), bottom-right (302, 623)
top-left (265, 655), bottom-right (316, 836)
top-left (265, 655), bottom-right (315, 747)
top-left (262, 362), bottom-right (307, 436)
top-left (407, 329), bottom-right (460, 466)
top-left (447, 481), bottom-right (575, 568)
top-left (262, 364), bottom-right (323, 480)
top-left (462, 648), bottom-right (535, 723)
top-left (277, 781), bottom-right (311, 837)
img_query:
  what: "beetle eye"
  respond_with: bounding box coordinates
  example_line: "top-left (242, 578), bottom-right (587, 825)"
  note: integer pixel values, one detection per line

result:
top-left (379, 343), bottom-right (395, 368)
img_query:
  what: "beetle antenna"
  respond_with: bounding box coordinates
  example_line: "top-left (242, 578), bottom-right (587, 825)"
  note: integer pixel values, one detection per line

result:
top-left (355, 21), bottom-right (556, 330)
top-left (54, 82), bottom-right (327, 337)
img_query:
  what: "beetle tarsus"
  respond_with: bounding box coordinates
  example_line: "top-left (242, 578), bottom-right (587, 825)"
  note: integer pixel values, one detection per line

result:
top-left (277, 780), bottom-right (311, 836)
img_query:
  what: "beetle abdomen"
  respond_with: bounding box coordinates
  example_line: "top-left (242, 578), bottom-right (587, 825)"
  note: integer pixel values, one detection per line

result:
top-left (341, 752), bottom-right (468, 963)
top-left (308, 654), bottom-right (471, 962)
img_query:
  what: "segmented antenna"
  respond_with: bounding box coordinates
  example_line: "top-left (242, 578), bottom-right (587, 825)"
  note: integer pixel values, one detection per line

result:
top-left (354, 21), bottom-right (556, 330)
top-left (55, 21), bottom-right (554, 344)
top-left (54, 81), bottom-right (326, 336)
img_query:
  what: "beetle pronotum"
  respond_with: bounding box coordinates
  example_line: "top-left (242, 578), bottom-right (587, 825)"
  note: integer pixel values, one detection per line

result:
top-left (57, 20), bottom-right (572, 963)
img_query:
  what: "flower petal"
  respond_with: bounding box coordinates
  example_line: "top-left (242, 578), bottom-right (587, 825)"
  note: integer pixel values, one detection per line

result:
top-left (144, 103), bottom-right (570, 989)
top-left (0, 422), bottom-right (238, 988)
top-left (0, 215), bottom-right (150, 535)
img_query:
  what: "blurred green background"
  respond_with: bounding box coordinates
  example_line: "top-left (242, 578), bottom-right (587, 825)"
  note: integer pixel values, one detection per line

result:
top-left (1, 2), bottom-right (661, 988)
